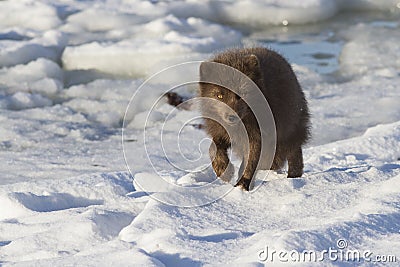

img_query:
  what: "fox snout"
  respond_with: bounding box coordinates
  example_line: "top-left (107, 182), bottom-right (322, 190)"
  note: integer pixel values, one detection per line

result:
top-left (224, 113), bottom-right (240, 124)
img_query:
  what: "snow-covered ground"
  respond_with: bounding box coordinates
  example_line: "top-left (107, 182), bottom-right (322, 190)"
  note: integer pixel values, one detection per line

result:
top-left (1, 0), bottom-right (400, 266)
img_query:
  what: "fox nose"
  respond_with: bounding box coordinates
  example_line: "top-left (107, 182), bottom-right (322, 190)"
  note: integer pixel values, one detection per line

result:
top-left (226, 114), bottom-right (239, 124)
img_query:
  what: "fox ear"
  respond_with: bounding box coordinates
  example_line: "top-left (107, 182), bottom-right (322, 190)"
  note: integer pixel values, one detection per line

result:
top-left (199, 61), bottom-right (212, 80)
top-left (245, 54), bottom-right (259, 68)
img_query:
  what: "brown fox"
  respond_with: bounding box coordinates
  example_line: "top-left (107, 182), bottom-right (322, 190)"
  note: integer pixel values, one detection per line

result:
top-left (199, 47), bottom-right (310, 190)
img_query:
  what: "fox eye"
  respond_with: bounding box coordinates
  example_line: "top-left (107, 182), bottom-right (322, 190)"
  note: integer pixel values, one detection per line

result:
top-left (217, 94), bottom-right (223, 99)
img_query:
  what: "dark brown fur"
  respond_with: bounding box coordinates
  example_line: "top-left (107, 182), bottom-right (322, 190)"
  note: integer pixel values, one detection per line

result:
top-left (199, 47), bottom-right (310, 190)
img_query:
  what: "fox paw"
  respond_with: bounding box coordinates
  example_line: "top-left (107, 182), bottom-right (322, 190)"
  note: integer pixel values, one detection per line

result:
top-left (234, 178), bottom-right (251, 191)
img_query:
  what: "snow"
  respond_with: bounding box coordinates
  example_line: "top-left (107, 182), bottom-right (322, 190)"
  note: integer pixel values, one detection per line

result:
top-left (0, 0), bottom-right (61, 31)
top-left (0, 31), bottom-right (67, 68)
top-left (62, 15), bottom-right (242, 77)
top-left (339, 23), bottom-right (400, 78)
top-left (1, 0), bottom-right (400, 266)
